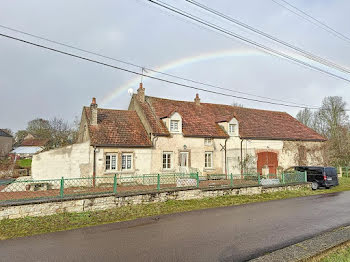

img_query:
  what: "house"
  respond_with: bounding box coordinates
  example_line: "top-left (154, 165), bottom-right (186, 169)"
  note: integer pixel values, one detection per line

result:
top-left (0, 129), bottom-right (13, 158)
top-left (32, 84), bottom-right (326, 180)
top-left (11, 134), bottom-right (48, 158)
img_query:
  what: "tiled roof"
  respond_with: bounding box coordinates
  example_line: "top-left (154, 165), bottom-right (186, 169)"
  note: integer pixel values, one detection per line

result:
top-left (21, 138), bottom-right (49, 147)
top-left (139, 96), bottom-right (326, 141)
top-left (84, 107), bottom-right (152, 147)
top-left (0, 129), bottom-right (12, 137)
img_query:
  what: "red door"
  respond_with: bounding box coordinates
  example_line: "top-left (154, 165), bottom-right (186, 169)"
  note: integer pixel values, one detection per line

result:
top-left (257, 152), bottom-right (278, 175)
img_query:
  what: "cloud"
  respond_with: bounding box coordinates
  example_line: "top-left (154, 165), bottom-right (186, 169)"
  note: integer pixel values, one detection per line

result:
top-left (0, 0), bottom-right (349, 131)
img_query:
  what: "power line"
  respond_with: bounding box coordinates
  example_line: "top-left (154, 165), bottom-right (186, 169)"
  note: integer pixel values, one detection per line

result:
top-left (146, 0), bottom-right (350, 85)
top-left (0, 32), bottom-right (319, 109)
top-left (0, 24), bottom-right (316, 108)
top-left (270, 0), bottom-right (350, 44)
top-left (185, 0), bottom-right (350, 75)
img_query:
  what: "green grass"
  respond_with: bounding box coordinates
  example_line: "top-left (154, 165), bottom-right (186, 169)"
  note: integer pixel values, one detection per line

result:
top-left (310, 242), bottom-right (350, 262)
top-left (321, 247), bottom-right (350, 262)
top-left (16, 159), bottom-right (32, 168)
top-left (0, 177), bottom-right (350, 240)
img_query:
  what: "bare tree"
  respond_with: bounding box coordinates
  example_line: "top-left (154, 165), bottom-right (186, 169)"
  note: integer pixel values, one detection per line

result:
top-left (232, 101), bottom-right (244, 107)
top-left (296, 108), bottom-right (314, 127)
top-left (296, 96), bottom-right (350, 166)
top-left (48, 117), bottom-right (73, 148)
top-left (318, 96), bottom-right (349, 139)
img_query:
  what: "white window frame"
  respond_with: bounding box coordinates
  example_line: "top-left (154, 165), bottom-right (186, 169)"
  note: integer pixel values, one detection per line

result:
top-left (105, 153), bottom-right (117, 171)
top-left (205, 152), bottom-right (213, 169)
top-left (229, 124), bottom-right (236, 134)
top-left (204, 138), bottom-right (213, 146)
top-left (122, 153), bottom-right (133, 171)
top-left (170, 120), bottom-right (179, 132)
top-left (163, 152), bottom-right (173, 170)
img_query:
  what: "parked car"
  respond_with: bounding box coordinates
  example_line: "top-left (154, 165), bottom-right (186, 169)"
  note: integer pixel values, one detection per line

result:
top-left (284, 166), bottom-right (339, 190)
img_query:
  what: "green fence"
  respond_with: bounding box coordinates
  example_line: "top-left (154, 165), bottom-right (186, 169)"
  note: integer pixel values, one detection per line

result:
top-left (0, 171), bottom-right (307, 203)
top-left (341, 167), bottom-right (350, 178)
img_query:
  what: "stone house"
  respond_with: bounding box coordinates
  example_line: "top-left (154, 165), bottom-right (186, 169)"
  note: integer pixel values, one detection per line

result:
top-left (32, 84), bottom-right (326, 180)
top-left (0, 129), bottom-right (13, 158)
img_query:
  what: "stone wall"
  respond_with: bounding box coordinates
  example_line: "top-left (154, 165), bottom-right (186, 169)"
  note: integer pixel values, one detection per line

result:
top-left (0, 183), bottom-right (309, 220)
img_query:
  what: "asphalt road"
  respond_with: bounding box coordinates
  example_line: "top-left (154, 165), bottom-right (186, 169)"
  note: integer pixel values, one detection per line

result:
top-left (1, 191), bottom-right (350, 262)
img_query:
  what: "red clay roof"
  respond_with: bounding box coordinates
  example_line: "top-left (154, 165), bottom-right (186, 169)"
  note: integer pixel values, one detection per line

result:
top-left (21, 138), bottom-right (49, 147)
top-left (84, 107), bottom-right (152, 147)
top-left (139, 96), bottom-right (326, 141)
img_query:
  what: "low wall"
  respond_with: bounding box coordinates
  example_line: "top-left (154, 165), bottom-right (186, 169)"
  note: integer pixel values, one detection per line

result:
top-left (0, 183), bottom-right (309, 220)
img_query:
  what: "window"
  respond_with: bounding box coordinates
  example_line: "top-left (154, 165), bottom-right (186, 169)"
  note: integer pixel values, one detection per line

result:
top-left (205, 152), bottom-right (213, 168)
top-left (122, 153), bottom-right (133, 170)
top-left (170, 120), bottom-right (179, 132)
top-left (204, 138), bottom-right (213, 145)
top-left (106, 154), bottom-right (117, 171)
top-left (163, 152), bottom-right (172, 169)
top-left (229, 124), bottom-right (236, 134)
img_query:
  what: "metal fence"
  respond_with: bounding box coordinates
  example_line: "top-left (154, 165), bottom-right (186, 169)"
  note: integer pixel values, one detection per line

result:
top-left (0, 171), bottom-right (307, 203)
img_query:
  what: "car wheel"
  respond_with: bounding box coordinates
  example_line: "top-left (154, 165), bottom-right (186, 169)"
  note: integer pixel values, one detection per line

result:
top-left (311, 182), bottom-right (319, 190)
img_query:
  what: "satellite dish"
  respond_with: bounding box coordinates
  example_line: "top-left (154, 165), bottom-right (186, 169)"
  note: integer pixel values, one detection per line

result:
top-left (128, 88), bottom-right (134, 96)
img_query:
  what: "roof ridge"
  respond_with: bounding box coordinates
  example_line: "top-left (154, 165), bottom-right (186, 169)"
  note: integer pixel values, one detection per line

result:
top-left (84, 106), bottom-right (132, 113)
top-left (145, 97), bottom-right (169, 131)
top-left (0, 129), bottom-right (12, 137)
top-left (145, 95), bottom-right (287, 114)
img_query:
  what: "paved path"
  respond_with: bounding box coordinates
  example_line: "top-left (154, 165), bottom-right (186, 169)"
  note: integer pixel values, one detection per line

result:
top-left (1, 191), bottom-right (350, 262)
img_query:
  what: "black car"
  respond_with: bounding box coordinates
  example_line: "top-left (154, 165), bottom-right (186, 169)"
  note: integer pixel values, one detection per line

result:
top-left (285, 166), bottom-right (339, 190)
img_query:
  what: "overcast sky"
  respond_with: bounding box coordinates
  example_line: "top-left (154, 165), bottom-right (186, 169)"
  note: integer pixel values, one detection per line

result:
top-left (1, 0), bottom-right (350, 132)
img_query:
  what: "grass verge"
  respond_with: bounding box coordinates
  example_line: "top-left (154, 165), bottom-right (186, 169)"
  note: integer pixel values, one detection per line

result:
top-left (0, 177), bottom-right (350, 240)
top-left (309, 241), bottom-right (350, 262)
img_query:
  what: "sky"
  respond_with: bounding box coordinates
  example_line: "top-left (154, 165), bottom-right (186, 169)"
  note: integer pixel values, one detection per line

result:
top-left (1, 0), bottom-right (350, 132)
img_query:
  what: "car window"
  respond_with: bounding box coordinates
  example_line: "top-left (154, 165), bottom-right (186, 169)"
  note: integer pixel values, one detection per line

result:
top-left (326, 167), bottom-right (337, 176)
top-left (306, 168), bottom-right (323, 175)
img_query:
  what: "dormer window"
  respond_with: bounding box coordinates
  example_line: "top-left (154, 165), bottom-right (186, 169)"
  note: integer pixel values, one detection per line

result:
top-left (170, 120), bottom-right (179, 132)
top-left (229, 124), bottom-right (236, 134)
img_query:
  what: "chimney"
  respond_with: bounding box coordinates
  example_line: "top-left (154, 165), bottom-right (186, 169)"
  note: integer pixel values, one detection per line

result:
top-left (137, 83), bottom-right (145, 102)
top-left (90, 97), bottom-right (98, 125)
top-left (194, 93), bottom-right (200, 105)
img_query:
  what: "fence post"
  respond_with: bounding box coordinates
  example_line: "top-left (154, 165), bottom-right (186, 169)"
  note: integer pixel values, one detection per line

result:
top-left (282, 173), bottom-right (285, 184)
top-left (304, 171), bottom-right (307, 183)
top-left (230, 173), bottom-right (233, 187)
top-left (157, 174), bottom-right (160, 191)
top-left (196, 172), bottom-right (199, 188)
top-left (258, 174), bottom-right (260, 185)
top-left (60, 177), bottom-right (64, 198)
top-left (113, 174), bottom-right (117, 194)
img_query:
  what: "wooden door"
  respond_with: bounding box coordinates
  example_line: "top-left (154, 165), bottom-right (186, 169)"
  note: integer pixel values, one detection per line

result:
top-left (257, 152), bottom-right (278, 175)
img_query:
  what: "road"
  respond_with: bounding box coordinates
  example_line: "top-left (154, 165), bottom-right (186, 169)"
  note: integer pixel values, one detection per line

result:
top-left (1, 191), bottom-right (350, 262)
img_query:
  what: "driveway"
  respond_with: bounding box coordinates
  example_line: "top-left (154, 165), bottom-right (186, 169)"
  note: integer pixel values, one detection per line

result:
top-left (1, 191), bottom-right (350, 262)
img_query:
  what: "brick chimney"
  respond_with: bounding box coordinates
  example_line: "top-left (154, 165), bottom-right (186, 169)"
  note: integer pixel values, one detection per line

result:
top-left (90, 97), bottom-right (98, 125)
top-left (137, 83), bottom-right (145, 103)
top-left (194, 93), bottom-right (200, 105)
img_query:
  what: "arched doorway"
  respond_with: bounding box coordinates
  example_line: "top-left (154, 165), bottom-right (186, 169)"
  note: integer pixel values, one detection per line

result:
top-left (257, 152), bottom-right (278, 175)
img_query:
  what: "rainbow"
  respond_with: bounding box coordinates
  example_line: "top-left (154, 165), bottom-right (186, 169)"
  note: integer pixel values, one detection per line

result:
top-left (100, 48), bottom-right (304, 106)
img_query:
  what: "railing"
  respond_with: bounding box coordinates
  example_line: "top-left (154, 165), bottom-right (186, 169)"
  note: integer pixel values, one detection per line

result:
top-left (0, 171), bottom-right (307, 203)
